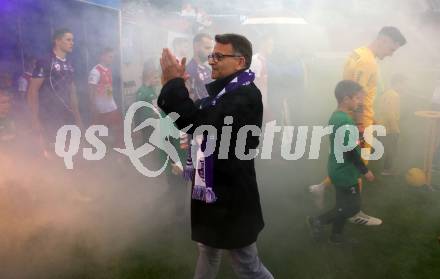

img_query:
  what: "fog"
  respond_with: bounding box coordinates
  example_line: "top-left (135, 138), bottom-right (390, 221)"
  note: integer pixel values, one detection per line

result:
top-left (1, 0), bottom-right (439, 278)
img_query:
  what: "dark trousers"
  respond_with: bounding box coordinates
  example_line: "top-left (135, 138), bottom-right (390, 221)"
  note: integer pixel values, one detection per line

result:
top-left (317, 184), bottom-right (361, 235)
top-left (40, 109), bottom-right (75, 150)
top-left (382, 133), bottom-right (399, 170)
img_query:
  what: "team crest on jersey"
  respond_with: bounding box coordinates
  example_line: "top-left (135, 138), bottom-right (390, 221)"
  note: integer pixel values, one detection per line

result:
top-left (54, 63), bottom-right (61, 71)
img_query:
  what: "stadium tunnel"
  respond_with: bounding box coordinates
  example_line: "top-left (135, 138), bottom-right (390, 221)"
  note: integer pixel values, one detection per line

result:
top-left (0, 0), bottom-right (123, 124)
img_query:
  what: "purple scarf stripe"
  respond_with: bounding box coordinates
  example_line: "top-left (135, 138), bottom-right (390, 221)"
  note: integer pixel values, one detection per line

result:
top-left (192, 185), bottom-right (217, 203)
top-left (211, 69), bottom-right (255, 106)
top-left (188, 70), bottom-right (255, 204)
top-left (224, 70), bottom-right (255, 93)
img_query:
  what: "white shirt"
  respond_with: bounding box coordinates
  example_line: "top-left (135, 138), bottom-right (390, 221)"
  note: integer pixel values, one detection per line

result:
top-left (88, 64), bottom-right (117, 113)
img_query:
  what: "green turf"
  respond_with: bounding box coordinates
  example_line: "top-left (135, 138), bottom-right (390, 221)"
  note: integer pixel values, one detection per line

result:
top-left (38, 158), bottom-right (439, 279)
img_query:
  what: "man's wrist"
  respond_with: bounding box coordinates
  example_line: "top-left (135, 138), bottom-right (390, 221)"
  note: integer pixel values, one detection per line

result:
top-left (163, 77), bottom-right (185, 88)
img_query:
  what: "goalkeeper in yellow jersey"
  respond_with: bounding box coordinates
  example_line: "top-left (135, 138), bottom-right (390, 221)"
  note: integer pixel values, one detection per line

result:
top-left (310, 27), bottom-right (406, 226)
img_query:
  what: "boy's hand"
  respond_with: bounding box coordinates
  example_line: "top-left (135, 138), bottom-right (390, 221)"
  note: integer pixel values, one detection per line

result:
top-left (171, 163), bottom-right (183, 176)
top-left (364, 170), bottom-right (375, 182)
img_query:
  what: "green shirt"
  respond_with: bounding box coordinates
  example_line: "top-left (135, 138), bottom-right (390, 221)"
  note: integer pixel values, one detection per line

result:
top-left (135, 85), bottom-right (187, 172)
top-left (135, 85), bottom-right (159, 125)
top-left (327, 111), bottom-right (365, 188)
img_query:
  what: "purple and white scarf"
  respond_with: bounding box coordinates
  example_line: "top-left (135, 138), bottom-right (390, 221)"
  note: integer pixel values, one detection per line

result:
top-left (184, 69), bottom-right (255, 203)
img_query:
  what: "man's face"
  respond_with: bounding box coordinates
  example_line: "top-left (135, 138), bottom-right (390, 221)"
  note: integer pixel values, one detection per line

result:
top-left (101, 51), bottom-right (114, 66)
top-left (209, 43), bottom-right (245, 79)
top-left (377, 36), bottom-right (401, 60)
top-left (57, 33), bottom-right (74, 53)
top-left (348, 92), bottom-right (362, 111)
top-left (195, 37), bottom-right (213, 63)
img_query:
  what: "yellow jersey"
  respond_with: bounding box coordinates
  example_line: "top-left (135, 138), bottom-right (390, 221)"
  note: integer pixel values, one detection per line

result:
top-left (343, 47), bottom-right (378, 129)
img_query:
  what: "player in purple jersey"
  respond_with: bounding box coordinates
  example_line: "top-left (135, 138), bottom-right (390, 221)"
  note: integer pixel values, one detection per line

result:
top-left (28, 28), bottom-right (82, 158)
top-left (186, 33), bottom-right (213, 101)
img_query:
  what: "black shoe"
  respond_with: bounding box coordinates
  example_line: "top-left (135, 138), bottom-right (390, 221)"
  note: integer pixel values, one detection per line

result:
top-left (329, 233), bottom-right (359, 245)
top-left (306, 216), bottom-right (324, 241)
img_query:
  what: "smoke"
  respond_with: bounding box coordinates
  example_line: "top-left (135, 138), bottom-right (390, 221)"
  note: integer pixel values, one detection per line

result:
top-left (1, 0), bottom-right (439, 278)
top-left (0, 131), bottom-right (187, 278)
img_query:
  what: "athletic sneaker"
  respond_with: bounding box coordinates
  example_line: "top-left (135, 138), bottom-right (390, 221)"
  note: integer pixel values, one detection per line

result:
top-left (349, 211), bottom-right (382, 226)
top-left (309, 184), bottom-right (325, 209)
top-left (306, 216), bottom-right (324, 241)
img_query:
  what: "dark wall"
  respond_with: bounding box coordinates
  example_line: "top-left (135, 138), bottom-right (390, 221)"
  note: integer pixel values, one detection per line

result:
top-left (0, 0), bottom-right (122, 124)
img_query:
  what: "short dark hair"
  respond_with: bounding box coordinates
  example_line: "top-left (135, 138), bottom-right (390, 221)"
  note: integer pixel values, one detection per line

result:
top-left (378, 26), bottom-right (407, 46)
top-left (193, 33), bottom-right (212, 45)
top-left (52, 28), bottom-right (73, 43)
top-left (334, 80), bottom-right (363, 104)
top-left (214, 33), bottom-right (253, 68)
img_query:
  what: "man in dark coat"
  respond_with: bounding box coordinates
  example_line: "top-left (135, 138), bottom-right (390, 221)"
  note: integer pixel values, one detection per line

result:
top-left (159, 33), bottom-right (273, 279)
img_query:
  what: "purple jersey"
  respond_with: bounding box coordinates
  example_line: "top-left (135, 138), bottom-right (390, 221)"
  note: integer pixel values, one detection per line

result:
top-left (33, 53), bottom-right (75, 144)
top-left (186, 58), bottom-right (211, 101)
top-left (33, 53), bottom-right (74, 114)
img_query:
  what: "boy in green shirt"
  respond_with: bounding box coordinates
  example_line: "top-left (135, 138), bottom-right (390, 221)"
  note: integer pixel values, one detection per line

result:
top-left (135, 64), bottom-right (188, 167)
top-left (308, 80), bottom-right (375, 244)
top-left (135, 64), bottom-right (188, 215)
top-left (135, 65), bottom-right (161, 127)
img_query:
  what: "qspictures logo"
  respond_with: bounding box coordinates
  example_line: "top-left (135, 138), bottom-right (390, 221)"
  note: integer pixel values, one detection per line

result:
top-left (54, 101), bottom-right (387, 177)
